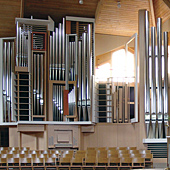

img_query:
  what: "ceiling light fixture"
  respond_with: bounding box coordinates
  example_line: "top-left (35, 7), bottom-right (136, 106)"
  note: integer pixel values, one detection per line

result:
top-left (117, 0), bottom-right (121, 8)
top-left (79, 0), bottom-right (83, 4)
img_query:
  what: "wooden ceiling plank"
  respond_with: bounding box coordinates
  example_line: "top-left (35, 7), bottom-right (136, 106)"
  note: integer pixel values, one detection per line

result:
top-left (163, 0), bottom-right (170, 8)
top-left (95, 0), bottom-right (104, 23)
top-left (149, 0), bottom-right (156, 27)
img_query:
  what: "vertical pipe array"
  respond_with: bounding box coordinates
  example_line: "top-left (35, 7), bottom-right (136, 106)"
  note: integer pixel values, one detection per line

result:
top-left (16, 25), bottom-right (29, 67)
top-left (144, 12), bottom-right (168, 138)
top-left (3, 41), bottom-right (14, 122)
top-left (50, 19), bottom-right (65, 81)
top-left (50, 21), bottom-right (92, 121)
top-left (33, 53), bottom-right (44, 116)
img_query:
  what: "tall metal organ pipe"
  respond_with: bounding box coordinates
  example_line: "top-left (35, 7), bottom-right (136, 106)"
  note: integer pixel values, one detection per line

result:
top-left (151, 27), bottom-right (157, 138)
top-left (145, 11), bottom-right (150, 138)
top-left (164, 32), bottom-right (168, 137)
top-left (145, 10), bottom-right (150, 114)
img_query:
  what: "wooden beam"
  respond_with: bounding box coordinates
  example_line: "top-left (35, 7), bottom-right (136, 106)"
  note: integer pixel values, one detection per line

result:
top-left (163, 0), bottom-right (170, 8)
top-left (95, 0), bottom-right (104, 23)
top-left (149, 0), bottom-right (156, 27)
top-left (20, 0), bottom-right (24, 18)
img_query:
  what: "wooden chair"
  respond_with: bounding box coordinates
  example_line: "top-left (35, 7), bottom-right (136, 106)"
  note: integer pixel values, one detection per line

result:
top-left (129, 150), bottom-right (139, 154)
top-left (40, 150), bottom-right (50, 154)
top-left (50, 150), bottom-right (61, 155)
top-left (108, 150), bottom-right (119, 157)
top-left (117, 147), bottom-right (127, 150)
top-left (132, 157), bottom-right (145, 168)
top-left (109, 157), bottom-right (120, 167)
top-left (45, 157), bottom-right (56, 169)
top-left (20, 147), bottom-right (30, 151)
top-left (62, 153), bottom-right (73, 159)
top-left (127, 147), bottom-right (137, 150)
top-left (76, 150), bottom-right (86, 155)
top-left (60, 157), bottom-right (72, 166)
top-left (0, 150), bottom-right (7, 154)
top-left (32, 157), bottom-right (44, 167)
top-left (0, 158), bottom-right (7, 166)
top-left (141, 153), bottom-right (153, 168)
top-left (130, 153), bottom-right (142, 158)
top-left (98, 150), bottom-right (108, 157)
top-left (7, 154), bottom-right (13, 158)
top-left (119, 153), bottom-right (131, 158)
top-left (10, 147), bottom-right (20, 151)
top-left (108, 147), bottom-right (117, 151)
top-left (71, 157), bottom-right (84, 166)
top-left (118, 150), bottom-right (129, 154)
top-left (120, 157), bottom-right (132, 168)
top-left (36, 153), bottom-right (48, 158)
top-left (139, 149), bottom-right (151, 154)
top-left (97, 156), bottom-right (108, 166)
top-left (84, 156), bottom-right (96, 166)
top-left (7, 158), bottom-right (20, 167)
top-left (87, 147), bottom-right (96, 150)
top-left (8, 150), bottom-right (19, 154)
top-left (97, 147), bottom-right (107, 151)
top-left (20, 157), bottom-right (32, 167)
top-left (19, 154), bottom-right (26, 158)
top-left (26, 154), bottom-right (36, 159)
top-left (0, 154), bottom-right (7, 158)
top-left (86, 150), bottom-right (96, 156)
top-left (13, 153), bottom-right (20, 158)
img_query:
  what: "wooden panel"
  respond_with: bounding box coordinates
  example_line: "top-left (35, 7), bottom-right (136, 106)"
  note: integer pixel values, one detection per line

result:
top-left (18, 124), bottom-right (44, 132)
top-left (82, 123), bottom-right (146, 150)
top-left (9, 127), bottom-right (19, 147)
top-left (47, 125), bottom-right (80, 148)
top-left (81, 125), bottom-right (95, 133)
top-left (0, 0), bottom-right (21, 38)
top-left (95, 0), bottom-right (153, 36)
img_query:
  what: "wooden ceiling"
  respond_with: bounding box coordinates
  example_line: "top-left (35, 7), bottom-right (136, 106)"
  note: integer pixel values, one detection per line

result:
top-left (0, 0), bottom-right (169, 38)
top-left (0, 0), bottom-right (21, 38)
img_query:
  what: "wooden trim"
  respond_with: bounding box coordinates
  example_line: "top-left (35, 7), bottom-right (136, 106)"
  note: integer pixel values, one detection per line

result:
top-left (20, 0), bottom-right (24, 18)
top-left (66, 21), bottom-right (71, 34)
top-left (149, 0), bottom-right (156, 27)
top-left (95, 0), bottom-right (104, 23)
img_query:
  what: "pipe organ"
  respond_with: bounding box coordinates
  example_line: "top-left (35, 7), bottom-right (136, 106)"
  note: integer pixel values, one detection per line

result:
top-left (50, 17), bottom-right (94, 121)
top-left (144, 11), bottom-right (169, 138)
top-left (1, 16), bottom-right (95, 122)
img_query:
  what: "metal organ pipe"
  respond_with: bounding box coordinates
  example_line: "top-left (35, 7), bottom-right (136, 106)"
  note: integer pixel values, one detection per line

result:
top-left (157, 18), bottom-right (163, 115)
top-left (82, 33), bottom-right (87, 101)
top-left (145, 10), bottom-right (150, 114)
top-left (59, 23), bottom-right (62, 80)
top-left (16, 21), bottom-right (19, 66)
top-left (55, 28), bottom-right (58, 80)
top-left (151, 27), bottom-right (156, 115)
top-left (62, 18), bottom-right (65, 80)
top-left (164, 32), bottom-right (168, 137)
top-left (40, 54), bottom-right (44, 115)
top-left (52, 32), bottom-right (56, 80)
top-left (151, 27), bottom-right (157, 138)
top-left (87, 24), bottom-right (91, 101)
